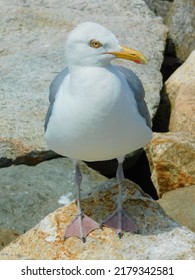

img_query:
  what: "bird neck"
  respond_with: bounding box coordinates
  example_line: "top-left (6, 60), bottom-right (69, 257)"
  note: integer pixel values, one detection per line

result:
top-left (68, 64), bottom-right (121, 98)
top-left (68, 60), bottom-right (113, 73)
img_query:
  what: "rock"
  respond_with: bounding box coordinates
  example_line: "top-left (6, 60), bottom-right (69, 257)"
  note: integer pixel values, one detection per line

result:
top-left (158, 186), bottom-right (195, 232)
top-left (145, 0), bottom-right (173, 18)
top-left (0, 179), bottom-right (194, 260)
top-left (0, 138), bottom-right (57, 167)
top-left (145, 132), bottom-right (195, 197)
top-left (165, 50), bottom-right (195, 134)
top-left (0, 0), bottom-right (167, 166)
top-left (0, 158), bottom-right (106, 232)
top-left (0, 228), bottom-right (20, 251)
top-left (165, 0), bottom-right (195, 61)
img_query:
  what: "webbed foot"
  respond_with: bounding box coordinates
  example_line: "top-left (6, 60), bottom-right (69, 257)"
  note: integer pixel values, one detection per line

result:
top-left (102, 209), bottom-right (137, 238)
top-left (64, 213), bottom-right (100, 242)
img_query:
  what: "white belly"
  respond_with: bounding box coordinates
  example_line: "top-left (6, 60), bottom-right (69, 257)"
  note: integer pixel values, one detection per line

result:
top-left (45, 67), bottom-right (152, 161)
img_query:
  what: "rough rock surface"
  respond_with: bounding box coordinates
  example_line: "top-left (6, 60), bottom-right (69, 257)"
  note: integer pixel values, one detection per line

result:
top-left (0, 0), bottom-right (167, 166)
top-left (0, 158), bottom-right (106, 233)
top-left (0, 228), bottom-right (20, 251)
top-left (165, 0), bottom-right (195, 61)
top-left (158, 186), bottom-right (195, 232)
top-left (165, 50), bottom-right (195, 134)
top-left (0, 179), bottom-right (194, 260)
top-left (145, 132), bottom-right (195, 197)
top-left (145, 0), bottom-right (173, 18)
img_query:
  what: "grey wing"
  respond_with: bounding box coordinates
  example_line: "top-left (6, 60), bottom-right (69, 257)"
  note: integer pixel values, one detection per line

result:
top-left (44, 68), bottom-right (69, 131)
top-left (116, 65), bottom-right (152, 128)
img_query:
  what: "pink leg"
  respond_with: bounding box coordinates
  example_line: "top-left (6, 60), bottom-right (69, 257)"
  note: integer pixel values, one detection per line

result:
top-left (64, 161), bottom-right (99, 242)
top-left (102, 158), bottom-right (137, 238)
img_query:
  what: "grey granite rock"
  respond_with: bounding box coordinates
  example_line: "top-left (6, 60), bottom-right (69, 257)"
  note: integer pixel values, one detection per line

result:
top-left (0, 158), bottom-right (106, 232)
top-left (165, 0), bottom-right (195, 61)
top-left (145, 0), bottom-right (173, 18)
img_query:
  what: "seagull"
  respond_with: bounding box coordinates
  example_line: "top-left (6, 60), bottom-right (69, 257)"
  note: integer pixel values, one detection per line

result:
top-left (44, 22), bottom-right (152, 242)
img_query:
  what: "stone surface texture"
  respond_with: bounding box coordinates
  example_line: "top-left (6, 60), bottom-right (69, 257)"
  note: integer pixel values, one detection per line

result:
top-left (145, 0), bottom-right (173, 18)
top-left (165, 0), bottom-right (195, 61)
top-left (0, 158), bottom-right (106, 233)
top-left (165, 50), bottom-right (195, 134)
top-left (158, 185), bottom-right (195, 232)
top-left (146, 132), bottom-right (195, 197)
top-left (0, 228), bottom-right (20, 251)
top-left (0, 180), bottom-right (194, 260)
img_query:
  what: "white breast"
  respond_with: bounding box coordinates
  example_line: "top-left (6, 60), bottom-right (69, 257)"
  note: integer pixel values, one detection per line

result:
top-left (45, 66), bottom-right (152, 161)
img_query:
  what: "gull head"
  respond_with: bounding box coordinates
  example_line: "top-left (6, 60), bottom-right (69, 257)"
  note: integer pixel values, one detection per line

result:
top-left (65, 22), bottom-right (147, 68)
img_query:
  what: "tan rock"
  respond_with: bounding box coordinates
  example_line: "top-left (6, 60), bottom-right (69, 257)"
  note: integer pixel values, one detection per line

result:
top-left (0, 138), bottom-right (31, 167)
top-left (146, 132), bottom-right (195, 197)
top-left (158, 186), bottom-right (195, 232)
top-left (165, 50), bottom-right (195, 134)
top-left (0, 228), bottom-right (20, 251)
top-left (0, 180), bottom-right (194, 260)
top-left (0, 137), bottom-right (56, 167)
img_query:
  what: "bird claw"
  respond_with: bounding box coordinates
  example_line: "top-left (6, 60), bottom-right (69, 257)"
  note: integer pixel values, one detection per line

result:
top-left (101, 209), bottom-right (137, 237)
top-left (64, 213), bottom-right (100, 242)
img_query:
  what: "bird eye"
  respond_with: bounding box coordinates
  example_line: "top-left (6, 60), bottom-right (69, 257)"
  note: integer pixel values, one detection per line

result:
top-left (89, 39), bottom-right (102, 48)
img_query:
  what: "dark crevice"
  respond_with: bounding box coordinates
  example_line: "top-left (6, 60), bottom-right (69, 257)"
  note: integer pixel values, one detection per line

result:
top-left (125, 151), bottom-right (158, 200)
top-left (161, 38), bottom-right (183, 83)
top-left (152, 38), bottom-right (183, 133)
top-left (152, 86), bottom-right (171, 132)
top-left (87, 149), bottom-right (158, 200)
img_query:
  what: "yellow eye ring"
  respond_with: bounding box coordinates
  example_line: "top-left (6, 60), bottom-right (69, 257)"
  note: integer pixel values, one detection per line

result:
top-left (89, 39), bottom-right (102, 48)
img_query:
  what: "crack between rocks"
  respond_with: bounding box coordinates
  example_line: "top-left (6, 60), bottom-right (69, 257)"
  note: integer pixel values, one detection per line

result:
top-left (0, 151), bottom-right (60, 168)
top-left (152, 38), bottom-right (183, 133)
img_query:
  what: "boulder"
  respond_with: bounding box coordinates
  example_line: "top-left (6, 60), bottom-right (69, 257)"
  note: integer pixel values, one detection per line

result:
top-left (0, 0), bottom-right (167, 166)
top-left (0, 179), bottom-right (194, 260)
top-left (158, 185), bottom-right (195, 232)
top-left (0, 158), bottom-right (106, 232)
top-left (165, 0), bottom-right (195, 61)
top-left (145, 132), bottom-right (195, 197)
top-left (165, 50), bottom-right (195, 134)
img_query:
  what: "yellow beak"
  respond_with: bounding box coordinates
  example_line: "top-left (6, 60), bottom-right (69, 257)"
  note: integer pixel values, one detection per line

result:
top-left (107, 45), bottom-right (147, 64)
